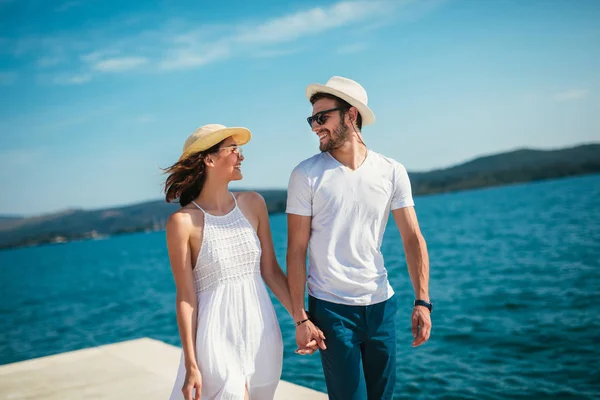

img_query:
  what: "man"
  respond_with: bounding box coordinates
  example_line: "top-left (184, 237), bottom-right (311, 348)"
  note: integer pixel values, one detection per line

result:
top-left (286, 76), bottom-right (432, 400)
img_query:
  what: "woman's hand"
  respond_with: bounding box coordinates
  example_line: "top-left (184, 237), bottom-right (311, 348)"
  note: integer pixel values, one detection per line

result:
top-left (182, 365), bottom-right (202, 400)
top-left (295, 319), bottom-right (326, 355)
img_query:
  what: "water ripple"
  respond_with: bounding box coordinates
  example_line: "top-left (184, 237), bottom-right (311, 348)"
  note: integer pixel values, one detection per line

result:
top-left (1, 175), bottom-right (599, 398)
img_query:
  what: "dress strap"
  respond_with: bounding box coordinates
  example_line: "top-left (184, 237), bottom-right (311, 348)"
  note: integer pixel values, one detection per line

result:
top-left (190, 200), bottom-right (206, 213)
top-left (191, 195), bottom-right (236, 214)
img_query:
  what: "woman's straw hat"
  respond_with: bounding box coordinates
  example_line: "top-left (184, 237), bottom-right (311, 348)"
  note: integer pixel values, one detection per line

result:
top-left (179, 124), bottom-right (251, 161)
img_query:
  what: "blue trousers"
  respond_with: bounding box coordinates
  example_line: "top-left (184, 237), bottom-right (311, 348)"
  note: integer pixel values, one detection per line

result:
top-left (308, 295), bottom-right (398, 400)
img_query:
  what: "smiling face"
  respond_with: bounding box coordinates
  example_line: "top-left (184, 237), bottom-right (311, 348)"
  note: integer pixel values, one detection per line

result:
top-left (206, 136), bottom-right (245, 182)
top-left (310, 97), bottom-right (352, 153)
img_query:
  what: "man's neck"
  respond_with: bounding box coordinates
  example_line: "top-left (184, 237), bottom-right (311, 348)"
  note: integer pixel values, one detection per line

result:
top-left (329, 140), bottom-right (368, 170)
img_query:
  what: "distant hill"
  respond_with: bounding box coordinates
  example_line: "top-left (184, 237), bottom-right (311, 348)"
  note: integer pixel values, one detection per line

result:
top-left (0, 193), bottom-right (289, 250)
top-left (1, 143), bottom-right (599, 250)
top-left (0, 215), bottom-right (25, 232)
top-left (409, 144), bottom-right (600, 195)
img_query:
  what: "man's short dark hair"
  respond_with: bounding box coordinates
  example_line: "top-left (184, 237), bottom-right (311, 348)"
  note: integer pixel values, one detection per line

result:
top-left (309, 92), bottom-right (363, 130)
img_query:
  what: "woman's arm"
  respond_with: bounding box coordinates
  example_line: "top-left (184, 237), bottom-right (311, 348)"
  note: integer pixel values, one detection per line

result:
top-left (166, 212), bottom-right (202, 398)
top-left (251, 192), bottom-right (293, 316)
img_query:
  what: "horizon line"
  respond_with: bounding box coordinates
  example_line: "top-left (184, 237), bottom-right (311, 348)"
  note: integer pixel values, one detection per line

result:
top-left (2, 141), bottom-right (598, 218)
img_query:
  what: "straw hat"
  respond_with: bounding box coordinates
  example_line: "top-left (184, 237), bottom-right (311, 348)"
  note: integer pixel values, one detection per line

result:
top-left (306, 76), bottom-right (375, 126)
top-left (179, 124), bottom-right (251, 161)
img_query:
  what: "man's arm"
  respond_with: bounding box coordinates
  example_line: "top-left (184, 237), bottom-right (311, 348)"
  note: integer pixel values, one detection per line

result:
top-left (287, 213), bottom-right (326, 354)
top-left (392, 206), bottom-right (432, 347)
top-left (287, 213), bottom-right (311, 322)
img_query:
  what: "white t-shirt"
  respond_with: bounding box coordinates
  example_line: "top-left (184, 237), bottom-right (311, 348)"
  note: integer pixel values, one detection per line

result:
top-left (286, 149), bottom-right (415, 306)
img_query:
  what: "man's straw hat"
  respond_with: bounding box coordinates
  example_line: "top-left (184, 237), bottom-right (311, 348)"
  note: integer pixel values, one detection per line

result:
top-left (306, 76), bottom-right (375, 126)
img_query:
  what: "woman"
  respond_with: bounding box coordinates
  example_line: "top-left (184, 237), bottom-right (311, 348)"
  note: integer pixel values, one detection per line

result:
top-left (164, 124), bottom-right (294, 400)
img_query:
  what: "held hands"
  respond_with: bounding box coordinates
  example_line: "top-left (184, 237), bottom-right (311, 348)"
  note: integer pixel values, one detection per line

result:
top-left (411, 305), bottom-right (432, 347)
top-left (295, 319), bottom-right (326, 355)
top-left (182, 365), bottom-right (202, 400)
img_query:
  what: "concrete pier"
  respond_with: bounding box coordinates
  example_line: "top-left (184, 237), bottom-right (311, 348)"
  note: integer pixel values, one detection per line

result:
top-left (0, 338), bottom-right (326, 399)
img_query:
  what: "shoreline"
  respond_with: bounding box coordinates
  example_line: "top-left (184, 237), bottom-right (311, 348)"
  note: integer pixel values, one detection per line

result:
top-left (2, 172), bottom-right (599, 251)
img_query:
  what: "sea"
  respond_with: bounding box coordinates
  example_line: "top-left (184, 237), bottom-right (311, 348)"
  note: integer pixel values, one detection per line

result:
top-left (1, 174), bottom-right (599, 399)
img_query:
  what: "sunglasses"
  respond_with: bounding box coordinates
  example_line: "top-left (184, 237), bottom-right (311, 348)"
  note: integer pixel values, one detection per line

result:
top-left (306, 108), bottom-right (344, 127)
top-left (218, 145), bottom-right (243, 156)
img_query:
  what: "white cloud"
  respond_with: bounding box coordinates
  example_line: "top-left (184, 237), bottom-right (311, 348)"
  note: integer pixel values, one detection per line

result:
top-left (135, 114), bottom-right (154, 123)
top-left (235, 1), bottom-right (389, 45)
top-left (4, 0), bottom-right (442, 79)
top-left (0, 71), bottom-right (18, 85)
top-left (336, 42), bottom-right (368, 54)
top-left (159, 1), bottom-right (391, 70)
top-left (253, 48), bottom-right (301, 59)
top-left (56, 1), bottom-right (81, 12)
top-left (81, 49), bottom-right (122, 63)
top-left (552, 89), bottom-right (589, 102)
top-left (81, 51), bottom-right (105, 63)
top-left (51, 73), bottom-right (92, 85)
top-left (93, 56), bottom-right (148, 72)
top-left (159, 47), bottom-right (229, 70)
top-left (37, 56), bottom-right (64, 67)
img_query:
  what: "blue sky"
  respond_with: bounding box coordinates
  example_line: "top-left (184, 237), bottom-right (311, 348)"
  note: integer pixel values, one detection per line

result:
top-left (1, 0), bottom-right (599, 216)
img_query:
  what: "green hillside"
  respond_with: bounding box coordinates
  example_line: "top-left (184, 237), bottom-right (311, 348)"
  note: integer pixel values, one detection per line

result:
top-left (410, 144), bottom-right (600, 194)
top-left (1, 143), bottom-right (598, 250)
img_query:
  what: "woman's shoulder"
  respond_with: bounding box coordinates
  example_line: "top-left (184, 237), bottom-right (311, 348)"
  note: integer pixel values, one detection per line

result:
top-left (166, 205), bottom-right (204, 232)
top-left (234, 191), bottom-right (267, 212)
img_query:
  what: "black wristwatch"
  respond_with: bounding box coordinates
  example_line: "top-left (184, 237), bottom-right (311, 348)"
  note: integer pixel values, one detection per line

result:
top-left (414, 299), bottom-right (433, 312)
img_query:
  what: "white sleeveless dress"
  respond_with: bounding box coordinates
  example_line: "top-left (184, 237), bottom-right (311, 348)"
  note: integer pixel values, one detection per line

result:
top-left (169, 194), bottom-right (283, 400)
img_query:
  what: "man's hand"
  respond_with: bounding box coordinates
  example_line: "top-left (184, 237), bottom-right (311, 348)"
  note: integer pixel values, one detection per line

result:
top-left (295, 320), bottom-right (326, 355)
top-left (411, 306), bottom-right (432, 347)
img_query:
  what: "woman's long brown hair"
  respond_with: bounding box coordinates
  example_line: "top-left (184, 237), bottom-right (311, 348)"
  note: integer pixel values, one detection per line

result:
top-left (163, 140), bottom-right (224, 207)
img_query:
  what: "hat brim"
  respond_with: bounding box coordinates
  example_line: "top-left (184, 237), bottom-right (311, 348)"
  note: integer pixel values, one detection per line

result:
top-left (179, 127), bottom-right (251, 161)
top-left (306, 84), bottom-right (375, 126)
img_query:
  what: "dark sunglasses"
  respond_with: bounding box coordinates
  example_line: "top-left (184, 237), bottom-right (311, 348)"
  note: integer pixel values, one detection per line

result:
top-left (306, 107), bottom-right (344, 127)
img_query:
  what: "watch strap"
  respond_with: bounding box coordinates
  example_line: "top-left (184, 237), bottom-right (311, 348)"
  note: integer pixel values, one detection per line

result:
top-left (414, 299), bottom-right (433, 312)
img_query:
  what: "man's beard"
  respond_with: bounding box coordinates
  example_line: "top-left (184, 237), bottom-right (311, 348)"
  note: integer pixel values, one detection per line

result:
top-left (319, 121), bottom-right (349, 152)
